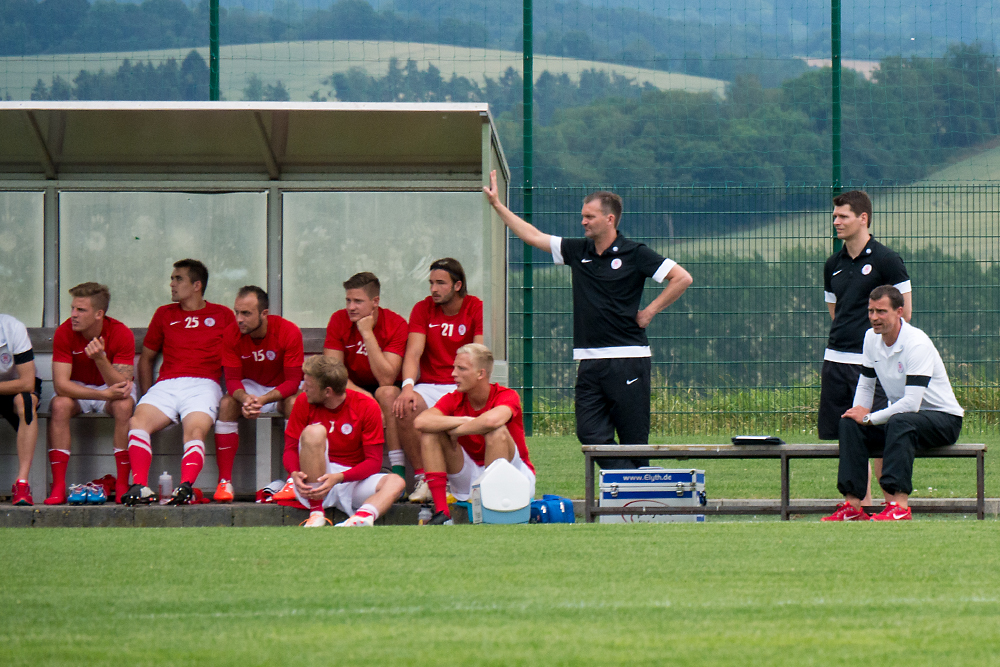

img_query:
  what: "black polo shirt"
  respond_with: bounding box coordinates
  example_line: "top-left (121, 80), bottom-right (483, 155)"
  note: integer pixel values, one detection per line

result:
top-left (823, 237), bottom-right (909, 360)
top-left (551, 233), bottom-right (675, 359)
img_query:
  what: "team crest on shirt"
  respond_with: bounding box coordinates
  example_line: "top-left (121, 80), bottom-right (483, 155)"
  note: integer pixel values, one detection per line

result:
top-left (341, 423), bottom-right (353, 435)
top-left (459, 324), bottom-right (467, 336)
top-left (204, 317), bottom-right (216, 327)
top-left (611, 258), bottom-right (622, 270)
top-left (861, 265), bottom-right (872, 275)
top-left (266, 350), bottom-right (276, 361)
top-left (0, 353), bottom-right (10, 365)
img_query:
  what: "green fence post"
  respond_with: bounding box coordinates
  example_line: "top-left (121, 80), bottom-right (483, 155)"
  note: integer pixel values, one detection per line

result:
top-left (831, 0), bottom-right (842, 252)
top-left (522, 0), bottom-right (534, 435)
top-left (209, 0), bottom-right (220, 101)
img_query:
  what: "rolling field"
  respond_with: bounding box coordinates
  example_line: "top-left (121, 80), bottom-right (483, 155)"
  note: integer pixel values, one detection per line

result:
top-left (0, 40), bottom-right (727, 103)
top-left (4, 523), bottom-right (1000, 665)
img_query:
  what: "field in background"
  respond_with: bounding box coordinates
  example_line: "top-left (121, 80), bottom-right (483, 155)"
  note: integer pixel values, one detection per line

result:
top-left (4, 524), bottom-right (1000, 665)
top-left (0, 40), bottom-right (728, 102)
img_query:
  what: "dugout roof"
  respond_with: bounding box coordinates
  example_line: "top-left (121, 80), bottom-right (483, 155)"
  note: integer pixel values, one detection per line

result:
top-left (0, 101), bottom-right (507, 179)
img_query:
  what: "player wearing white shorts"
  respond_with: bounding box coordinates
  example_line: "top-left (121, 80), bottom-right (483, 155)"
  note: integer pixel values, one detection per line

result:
top-left (215, 286), bottom-right (303, 502)
top-left (392, 258), bottom-right (484, 503)
top-left (285, 356), bottom-right (405, 527)
top-left (414, 343), bottom-right (535, 525)
top-left (122, 259), bottom-right (236, 506)
top-left (46, 283), bottom-right (137, 505)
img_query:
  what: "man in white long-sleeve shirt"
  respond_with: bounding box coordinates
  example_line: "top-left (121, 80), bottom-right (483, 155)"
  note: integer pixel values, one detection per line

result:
top-left (823, 284), bottom-right (964, 522)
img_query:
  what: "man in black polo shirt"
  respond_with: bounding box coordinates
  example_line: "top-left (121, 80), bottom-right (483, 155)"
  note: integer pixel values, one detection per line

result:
top-left (484, 171), bottom-right (692, 467)
top-left (820, 191), bottom-right (911, 498)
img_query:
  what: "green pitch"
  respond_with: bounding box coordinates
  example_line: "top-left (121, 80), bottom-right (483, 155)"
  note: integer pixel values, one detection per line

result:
top-left (3, 523), bottom-right (1000, 665)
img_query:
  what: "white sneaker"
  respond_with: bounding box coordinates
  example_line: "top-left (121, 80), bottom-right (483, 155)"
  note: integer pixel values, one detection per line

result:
top-left (301, 511), bottom-right (331, 527)
top-left (335, 513), bottom-right (375, 527)
top-left (409, 478), bottom-right (432, 503)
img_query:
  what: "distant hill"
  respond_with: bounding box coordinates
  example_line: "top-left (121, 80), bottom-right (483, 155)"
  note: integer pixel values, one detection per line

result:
top-left (0, 40), bottom-right (727, 102)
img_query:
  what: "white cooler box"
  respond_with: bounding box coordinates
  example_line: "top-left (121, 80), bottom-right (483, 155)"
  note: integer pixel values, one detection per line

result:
top-left (599, 467), bottom-right (706, 523)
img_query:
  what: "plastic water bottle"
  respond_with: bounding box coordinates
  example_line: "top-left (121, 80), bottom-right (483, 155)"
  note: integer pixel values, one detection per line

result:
top-left (158, 471), bottom-right (173, 503)
top-left (418, 504), bottom-right (433, 525)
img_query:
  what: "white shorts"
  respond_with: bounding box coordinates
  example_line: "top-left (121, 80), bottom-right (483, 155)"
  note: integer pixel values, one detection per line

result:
top-left (238, 379), bottom-right (283, 415)
top-left (448, 447), bottom-right (536, 502)
top-left (293, 460), bottom-right (385, 515)
top-left (415, 383), bottom-right (457, 408)
top-left (73, 381), bottom-right (137, 415)
top-left (138, 377), bottom-right (223, 423)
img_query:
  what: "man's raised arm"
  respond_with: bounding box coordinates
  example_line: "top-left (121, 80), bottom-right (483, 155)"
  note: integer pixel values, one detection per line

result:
top-left (483, 169), bottom-right (553, 253)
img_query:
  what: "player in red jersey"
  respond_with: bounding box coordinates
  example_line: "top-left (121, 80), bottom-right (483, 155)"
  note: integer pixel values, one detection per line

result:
top-left (391, 258), bottom-right (484, 503)
top-left (323, 272), bottom-right (408, 478)
top-left (414, 343), bottom-right (535, 525)
top-left (285, 355), bottom-right (405, 527)
top-left (213, 286), bottom-right (304, 502)
top-left (45, 283), bottom-right (136, 505)
top-left (122, 259), bottom-right (236, 506)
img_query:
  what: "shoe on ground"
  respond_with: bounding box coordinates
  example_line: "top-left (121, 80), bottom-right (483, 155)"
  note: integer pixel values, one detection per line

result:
top-left (68, 483), bottom-right (90, 505)
top-left (45, 484), bottom-right (68, 505)
top-left (86, 482), bottom-right (107, 505)
top-left (408, 479), bottom-right (432, 503)
top-left (272, 478), bottom-right (297, 501)
top-left (301, 511), bottom-right (332, 527)
top-left (167, 481), bottom-right (194, 506)
top-left (871, 502), bottom-right (912, 521)
top-left (425, 510), bottom-right (453, 526)
top-left (11, 481), bottom-right (33, 506)
top-left (820, 501), bottom-right (870, 522)
top-left (214, 480), bottom-right (234, 503)
top-left (121, 483), bottom-right (158, 506)
top-left (335, 513), bottom-right (375, 527)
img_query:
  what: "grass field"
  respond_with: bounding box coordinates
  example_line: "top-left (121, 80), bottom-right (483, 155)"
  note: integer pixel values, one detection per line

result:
top-left (4, 523), bottom-right (1000, 665)
top-left (0, 40), bottom-right (727, 103)
top-left (527, 433), bottom-right (1000, 501)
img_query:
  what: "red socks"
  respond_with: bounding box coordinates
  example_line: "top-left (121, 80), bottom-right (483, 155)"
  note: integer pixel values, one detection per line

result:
top-left (214, 422), bottom-right (239, 482)
top-left (181, 440), bottom-right (206, 485)
top-left (425, 471), bottom-right (449, 516)
top-left (45, 449), bottom-right (70, 504)
top-left (127, 429), bottom-right (152, 486)
top-left (114, 448), bottom-right (131, 502)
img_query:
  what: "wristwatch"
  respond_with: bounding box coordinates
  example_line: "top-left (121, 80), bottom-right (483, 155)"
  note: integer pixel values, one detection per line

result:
top-left (862, 414), bottom-right (871, 424)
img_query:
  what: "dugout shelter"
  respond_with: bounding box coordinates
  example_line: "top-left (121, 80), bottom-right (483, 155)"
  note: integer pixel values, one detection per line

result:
top-left (0, 101), bottom-right (511, 497)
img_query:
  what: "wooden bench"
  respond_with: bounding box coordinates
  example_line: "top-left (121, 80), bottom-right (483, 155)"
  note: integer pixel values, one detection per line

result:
top-left (582, 443), bottom-right (988, 522)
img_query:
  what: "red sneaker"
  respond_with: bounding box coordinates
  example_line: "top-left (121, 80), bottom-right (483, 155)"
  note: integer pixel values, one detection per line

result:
top-left (11, 481), bottom-right (34, 506)
top-left (821, 501), bottom-right (870, 522)
top-left (272, 478), bottom-right (296, 501)
top-left (871, 502), bottom-right (912, 521)
top-left (214, 480), bottom-right (234, 503)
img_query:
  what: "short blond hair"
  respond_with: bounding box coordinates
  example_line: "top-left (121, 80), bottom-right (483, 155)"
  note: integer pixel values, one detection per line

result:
top-left (302, 355), bottom-right (348, 393)
top-left (68, 282), bottom-right (110, 314)
top-left (456, 343), bottom-right (493, 376)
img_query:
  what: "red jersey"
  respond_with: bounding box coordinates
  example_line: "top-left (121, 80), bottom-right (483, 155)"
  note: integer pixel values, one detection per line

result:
top-left (222, 315), bottom-right (304, 397)
top-left (142, 302), bottom-right (236, 383)
top-left (408, 295), bottom-right (483, 384)
top-left (283, 390), bottom-right (384, 481)
top-left (323, 307), bottom-right (408, 387)
top-left (434, 383), bottom-right (534, 473)
top-left (52, 316), bottom-right (136, 386)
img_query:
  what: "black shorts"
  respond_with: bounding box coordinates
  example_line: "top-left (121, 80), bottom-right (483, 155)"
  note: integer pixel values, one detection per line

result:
top-left (818, 361), bottom-right (887, 440)
top-left (0, 377), bottom-right (42, 430)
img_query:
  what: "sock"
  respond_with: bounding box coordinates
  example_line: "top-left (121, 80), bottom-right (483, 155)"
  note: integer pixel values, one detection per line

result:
top-left (388, 449), bottom-right (405, 478)
top-left (214, 421), bottom-right (239, 482)
top-left (47, 449), bottom-right (70, 497)
top-left (180, 440), bottom-right (206, 485)
top-left (308, 498), bottom-right (324, 512)
top-left (113, 449), bottom-right (131, 500)
top-left (414, 468), bottom-right (425, 480)
top-left (425, 471), bottom-right (449, 516)
top-left (355, 503), bottom-right (379, 520)
top-left (127, 429), bottom-right (152, 486)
